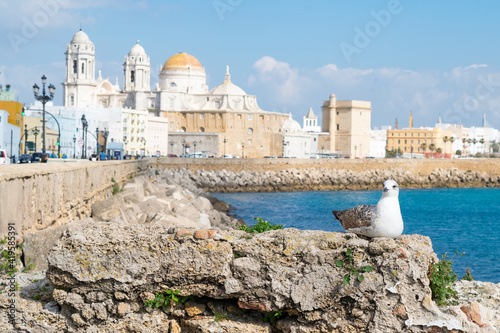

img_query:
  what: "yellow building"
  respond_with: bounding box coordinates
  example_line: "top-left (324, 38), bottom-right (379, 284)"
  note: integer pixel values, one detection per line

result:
top-left (387, 121), bottom-right (453, 158)
top-left (0, 86), bottom-right (25, 153)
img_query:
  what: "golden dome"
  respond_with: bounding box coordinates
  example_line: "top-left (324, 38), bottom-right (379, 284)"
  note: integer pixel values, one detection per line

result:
top-left (162, 52), bottom-right (203, 71)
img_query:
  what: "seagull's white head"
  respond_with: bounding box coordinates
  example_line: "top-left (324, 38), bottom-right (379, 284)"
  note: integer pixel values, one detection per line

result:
top-left (382, 179), bottom-right (399, 198)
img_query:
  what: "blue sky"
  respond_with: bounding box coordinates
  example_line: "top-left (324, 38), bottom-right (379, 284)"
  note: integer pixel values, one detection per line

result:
top-left (1, 0), bottom-right (500, 128)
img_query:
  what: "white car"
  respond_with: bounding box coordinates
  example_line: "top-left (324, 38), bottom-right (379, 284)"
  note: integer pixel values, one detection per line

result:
top-left (0, 149), bottom-right (10, 165)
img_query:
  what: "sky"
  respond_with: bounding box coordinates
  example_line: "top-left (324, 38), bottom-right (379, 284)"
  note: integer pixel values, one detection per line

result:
top-left (1, 0), bottom-right (500, 129)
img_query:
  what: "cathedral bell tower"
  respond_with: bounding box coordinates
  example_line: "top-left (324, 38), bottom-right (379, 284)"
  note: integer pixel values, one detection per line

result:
top-left (63, 29), bottom-right (97, 107)
top-left (123, 42), bottom-right (151, 92)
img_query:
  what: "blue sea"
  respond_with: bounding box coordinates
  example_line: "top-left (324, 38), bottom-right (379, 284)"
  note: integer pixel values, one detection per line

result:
top-left (213, 188), bottom-right (500, 283)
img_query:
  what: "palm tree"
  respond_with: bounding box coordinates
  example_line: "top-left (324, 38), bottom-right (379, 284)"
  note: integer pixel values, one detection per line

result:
top-left (443, 136), bottom-right (449, 159)
top-left (479, 138), bottom-right (485, 155)
top-left (472, 138), bottom-right (477, 156)
top-left (449, 137), bottom-right (455, 158)
top-left (462, 138), bottom-right (468, 157)
top-left (468, 138), bottom-right (473, 156)
top-left (429, 143), bottom-right (436, 158)
top-left (436, 147), bottom-right (442, 156)
top-left (420, 142), bottom-right (427, 158)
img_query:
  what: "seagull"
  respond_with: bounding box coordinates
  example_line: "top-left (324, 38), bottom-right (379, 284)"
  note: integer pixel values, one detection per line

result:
top-left (332, 179), bottom-right (404, 238)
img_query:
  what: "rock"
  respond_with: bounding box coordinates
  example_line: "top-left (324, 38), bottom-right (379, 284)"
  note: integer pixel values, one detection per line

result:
top-left (22, 219), bottom-right (92, 271)
top-left (184, 301), bottom-right (206, 316)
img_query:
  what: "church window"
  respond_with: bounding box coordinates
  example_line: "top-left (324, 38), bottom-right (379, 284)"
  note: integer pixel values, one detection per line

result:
top-left (73, 60), bottom-right (77, 74)
top-left (336, 124), bottom-right (339, 130)
top-left (336, 112), bottom-right (339, 115)
top-left (181, 127), bottom-right (186, 132)
top-left (81, 63), bottom-right (84, 74)
top-left (248, 115), bottom-right (253, 120)
top-left (200, 114), bottom-right (204, 119)
top-left (200, 127), bottom-right (205, 132)
top-left (170, 82), bottom-right (176, 87)
top-left (70, 95), bottom-right (74, 106)
top-left (131, 71), bottom-right (135, 83)
top-left (247, 128), bottom-right (253, 135)
top-left (247, 139), bottom-right (252, 144)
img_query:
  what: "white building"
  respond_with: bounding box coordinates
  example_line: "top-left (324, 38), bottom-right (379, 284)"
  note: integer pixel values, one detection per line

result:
top-left (369, 127), bottom-right (389, 158)
top-left (303, 108), bottom-right (321, 133)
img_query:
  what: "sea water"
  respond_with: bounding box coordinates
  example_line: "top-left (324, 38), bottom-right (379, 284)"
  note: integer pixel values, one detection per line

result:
top-left (213, 188), bottom-right (500, 283)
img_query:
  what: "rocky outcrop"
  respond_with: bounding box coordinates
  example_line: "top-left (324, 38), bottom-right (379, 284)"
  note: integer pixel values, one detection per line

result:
top-left (41, 221), bottom-right (497, 332)
top-left (183, 167), bottom-right (500, 192)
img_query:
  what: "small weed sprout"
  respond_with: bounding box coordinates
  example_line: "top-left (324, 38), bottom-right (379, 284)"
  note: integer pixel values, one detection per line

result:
top-left (1, 237), bottom-right (35, 275)
top-left (213, 307), bottom-right (229, 322)
top-left (335, 249), bottom-right (373, 285)
top-left (238, 217), bottom-right (284, 233)
top-left (263, 310), bottom-right (283, 323)
top-left (462, 267), bottom-right (474, 281)
top-left (428, 251), bottom-right (464, 305)
top-left (144, 289), bottom-right (192, 309)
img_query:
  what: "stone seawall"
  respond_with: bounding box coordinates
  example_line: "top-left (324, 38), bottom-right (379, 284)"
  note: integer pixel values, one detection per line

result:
top-left (0, 159), bottom-right (150, 237)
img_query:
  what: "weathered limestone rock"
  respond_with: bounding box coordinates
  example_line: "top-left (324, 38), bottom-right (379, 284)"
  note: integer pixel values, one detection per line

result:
top-left (22, 218), bottom-right (93, 271)
top-left (42, 221), bottom-right (497, 332)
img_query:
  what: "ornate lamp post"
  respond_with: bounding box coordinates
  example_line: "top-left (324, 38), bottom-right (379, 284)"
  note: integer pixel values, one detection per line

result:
top-left (241, 142), bottom-right (245, 158)
top-left (24, 125), bottom-right (28, 154)
top-left (33, 126), bottom-right (39, 152)
top-left (73, 135), bottom-right (76, 158)
top-left (33, 75), bottom-right (55, 154)
top-left (193, 140), bottom-right (197, 157)
top-left (182, 139), bottom-right (186, 156)
top-left (103, 128), bottom-right (109, 153)
top-left (81, 114), bottom-right (88, 159)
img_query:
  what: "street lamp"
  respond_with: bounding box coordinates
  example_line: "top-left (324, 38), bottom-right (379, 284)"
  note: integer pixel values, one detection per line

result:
top-left (103, 128), bottom-right (109, 153)
top-left (182, 139), bottom-right (186, 156)
top-left (24, 125), bottom-right (28, 154)
top-left (33, 126), bottom-right (39, 152)
top-left (193, 140), bottom-right (197, 157)
top-left (282, 139), bottom-right (288, 158)
top-left (33, 75), bottom-right (55, 155)
top-left (81, 114), bottom-right (88, 159)
top-left (223, 137), bottom-right (227, 157)
top-left (354, 145), bottom-right (357, 158)
top-left (96, 127), bottom-right (100, 152)
top-left (321, 145), bottom-right (324, 158)
top-left (169, 141), bottom-right (174, 156)
top-left (73, 135), bottom-right (76, 159)
top-left (241, 142), bottom-right (245, 158)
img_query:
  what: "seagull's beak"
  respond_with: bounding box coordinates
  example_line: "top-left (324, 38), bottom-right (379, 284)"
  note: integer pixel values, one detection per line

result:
top-left (383, 187), bottom-right (389, 192)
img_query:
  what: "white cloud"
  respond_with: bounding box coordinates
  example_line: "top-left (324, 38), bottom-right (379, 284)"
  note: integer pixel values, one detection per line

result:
top-left (245, 57), bottom-right (500, 129)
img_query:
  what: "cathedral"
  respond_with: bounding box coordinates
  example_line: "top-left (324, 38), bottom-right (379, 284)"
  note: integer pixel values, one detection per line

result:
top-left (62, 29), bottom-right (291, 158)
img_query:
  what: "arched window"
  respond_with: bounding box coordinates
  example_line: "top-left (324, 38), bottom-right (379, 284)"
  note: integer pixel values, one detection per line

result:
top-left (81, 63), bottom-right (84, 74)
top-left (200, 127), bottom-right (205, 132)
top-left (181, 127), bottom-right (186, 132)
top-left (170, 82), bottom-right (177, 87)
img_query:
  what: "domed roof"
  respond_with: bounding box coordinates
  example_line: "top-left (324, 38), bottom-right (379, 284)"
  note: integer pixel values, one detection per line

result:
top-left (71, 30), bottom-right (92, 44)
top-left (129, 42), bottom-right (146, 56)
top-left (162, 52), bottom-right (203, 71)
top-left (281, 118), bottom-right (303, 133)
top-left (210, 66), bottom-right (247, 96)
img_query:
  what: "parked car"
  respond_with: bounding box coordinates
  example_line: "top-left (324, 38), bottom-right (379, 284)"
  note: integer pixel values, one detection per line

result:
top-left (167, 154), bottom-right (178, 158)
top-left (30, 152), bottom-right (49, 163)
top-left (0, 149), bottom-right (9, 165)
top-left (18, 154), bottom-right (32, 164)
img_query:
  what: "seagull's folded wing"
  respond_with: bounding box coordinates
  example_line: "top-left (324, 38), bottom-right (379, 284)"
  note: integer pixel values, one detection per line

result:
top-left (337, 204), bottom-right (376, 230)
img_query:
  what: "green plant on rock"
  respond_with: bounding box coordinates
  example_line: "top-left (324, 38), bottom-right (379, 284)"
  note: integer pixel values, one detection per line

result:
top-left (1, 237), bottom-right (35, 276)
top-left (263, 310), bottom-right (283, 323)
top-left (335, 249), bottom-right (373, 285)
top-left (212, 307), bottom-right (229, 322)
top-left (144, 289), bottom-right (192, 309)
top-left (112, 183), bottom-right (121, 195)
top-left (462, 267), bottom-right (474, 281)
top-left (238, 217), bottom-right (284, 233)
top-left (428, 251), bottom-right (464, 305)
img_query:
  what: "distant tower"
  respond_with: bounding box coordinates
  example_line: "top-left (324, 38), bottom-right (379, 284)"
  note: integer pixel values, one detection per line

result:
top-left (303, 107), bottom-right (320, 132)
top-left (438, 115), bottom-right (442, 124)
top-left (63, 29), bottom-right (96, 107)
top-left (123, 41), bottom-right (151, 92)
top-left (409, 111), bottom-right (413, 128)
top-left (322, 93), bottom-right (337, 151)
top-left (395, 118), bottom-right (398, 129)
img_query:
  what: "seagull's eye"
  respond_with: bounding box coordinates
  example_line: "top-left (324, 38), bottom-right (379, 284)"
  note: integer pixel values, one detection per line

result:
top-left (392, 185), bottom-right (397, 188)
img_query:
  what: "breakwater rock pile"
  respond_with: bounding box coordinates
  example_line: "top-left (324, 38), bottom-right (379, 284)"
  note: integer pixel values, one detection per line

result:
top-left (185, 167), bottom-right (500, 192)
